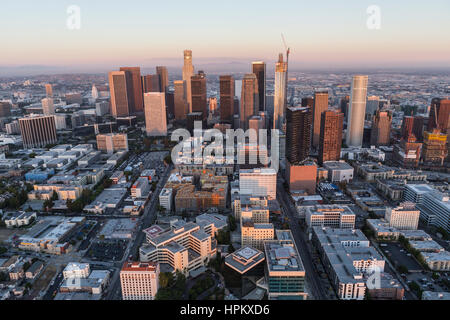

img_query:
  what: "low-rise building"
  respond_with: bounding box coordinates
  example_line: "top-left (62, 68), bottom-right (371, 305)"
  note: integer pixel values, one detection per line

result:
top-left (385, 202), bottom-right (420, 230)
top-left (25, 261), bottom-right (44, 279)
top-left (225, 247), bottom-right (265, 275)
top-left (305, 205), bottom-right (356, 229)
top-left (322, 161), bottom-right (354, 183)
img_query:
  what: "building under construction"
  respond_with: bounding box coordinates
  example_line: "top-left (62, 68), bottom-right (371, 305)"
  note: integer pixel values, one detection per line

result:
top-left (422, 129), bottom-right (448, 166)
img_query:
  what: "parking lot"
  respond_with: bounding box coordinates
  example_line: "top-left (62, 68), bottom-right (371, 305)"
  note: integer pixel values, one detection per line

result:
top-left (405, 271), bottom-right (450, 293)
top-left (85, 239), bottom-right (128, 262)
top-left (380, 243), bottom-right (423, 272)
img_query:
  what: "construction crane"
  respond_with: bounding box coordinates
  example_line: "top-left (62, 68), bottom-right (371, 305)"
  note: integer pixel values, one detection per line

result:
top-left (281, 33), bottom-right (291, 109)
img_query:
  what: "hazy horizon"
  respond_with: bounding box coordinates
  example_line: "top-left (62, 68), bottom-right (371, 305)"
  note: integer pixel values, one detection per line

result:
top-left (1, 0), bottom-right (450, 77)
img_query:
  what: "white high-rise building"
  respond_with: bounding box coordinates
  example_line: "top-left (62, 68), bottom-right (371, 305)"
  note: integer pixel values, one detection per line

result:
top-left (274, 54), bottom-right (287, 130)
top-left (120, 262), bottom-right (160, 300)
top-left (239, 168), bottom-right (277, 199)
top-left (144, 92), bottom-right (167, 137)
top-left (42, 98), bottom-right (55, 115)
top-left (182, 50), bottom-right (194, 113)
top-left (346, 75), bottom-right (368, 147)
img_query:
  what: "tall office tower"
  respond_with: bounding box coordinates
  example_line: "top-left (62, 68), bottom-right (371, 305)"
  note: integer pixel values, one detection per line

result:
top-left (346, 75), bottom-right (369, 147)
top-left (182, 50), bottom-right (195, 112)
top-left (41, 98), bottom-right (55, 115)
top-left (301, 97), bottom-right (314, 108)
top-left (0, 102), bottom-right (12, 118)
top-left (401, 116), bottom-right (415, 140)
top-left (422, 129), bottom-right (448, 166)
top-left (156, 66), bottom-right (169, 93)
top-left (370, 110), bottom-right (392, 146)
top-left (252, 61), bottom-right (266, 112)
top-left (428, 98), bottom-right (450, 133)
top-left (366, 96), bottom-right (380, 120)
top-left (96, 133), bottom-right (129, 154)
top-left (402, 116), bottom-right (425, 142)
top-left (19, 115), bottom-right (57, 149)
top-left (174, 80), bottom-right (189, 120)
top-left (340, 95), bottom-right (350, 122)
top-left (312, 90), bottom-right (329, 148)
top-left (274, 54), bottom-right (288, 130)
top-left (120, 67), bottom-right (144, 113)
top-left (141, 75), bottom-right (161, 93)
top-left (319, 110), bottom-right (344, 165)
top-left (240, 74), bottom-right (259, 130)
top-left (144, 93), bottom-right (167, 137)
top-left (109, 71), bottom-right (132, 117)
top-left (191, 71), bottom-right (207, 120)
top-left (286, 106), bottom-right (312, 164)
top-left (45, 84), bottom-right (53, 98)
top-left (220, 75), bottom-right (235, 122)
top-left (120, 262), bottom-right (160, 300)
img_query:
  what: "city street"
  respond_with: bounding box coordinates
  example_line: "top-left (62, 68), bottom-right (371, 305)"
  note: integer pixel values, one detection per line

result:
top-left (105, 163), bottom-right (172, 300)
top-left (276, 179), bottom-right (329, 300)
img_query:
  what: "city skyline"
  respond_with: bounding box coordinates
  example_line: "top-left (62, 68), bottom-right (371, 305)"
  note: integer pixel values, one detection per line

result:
top-left (1, 0), bottom-right (450, 76)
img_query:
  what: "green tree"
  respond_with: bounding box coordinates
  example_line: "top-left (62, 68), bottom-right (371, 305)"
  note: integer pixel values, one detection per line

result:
top-left (159, 272), bottom-right (174, 289)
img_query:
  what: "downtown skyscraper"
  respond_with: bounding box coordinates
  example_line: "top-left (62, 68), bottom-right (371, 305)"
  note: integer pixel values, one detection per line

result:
top-left (286, 106), bottom-right (312, 164)
top-left (156, 66), bottom-right (169, 93)
top-left (120, 67), bottom-right (144, 113)
top-left (174, 80), bottom-right (189, 121)
top-left (252, 61), bottom-right (266, 112)
top-left (182, 50), bottom-right (195, 113)
top-left (319, 110), bottom-right (344, 165)
top-left (220, 75), bottom-right (235, 123)
top-left (428, 98), bottom-right (450, 133)
top-left (144, 92), bottom-right (167, 137)
top-left (109, 71), bottom-right (133, 117)
top-left (191, 71), bottom-right (207, 120)
top-left (346, 75), bottom-right (368, 147)
top-left (274, 54), bottom-right (287, 130)
top-left (312, 90), bottom-right (329, 149)
top-left (370, 110), bottom-right (392, 146)
top-left (240, 74), bottom-right (259, 130)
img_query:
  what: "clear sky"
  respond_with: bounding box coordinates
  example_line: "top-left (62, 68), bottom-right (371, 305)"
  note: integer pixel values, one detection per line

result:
top-left (1, 0), bottom-right (450, 72)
